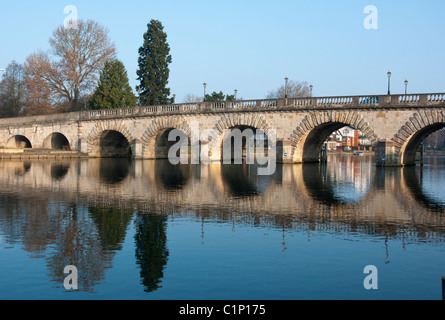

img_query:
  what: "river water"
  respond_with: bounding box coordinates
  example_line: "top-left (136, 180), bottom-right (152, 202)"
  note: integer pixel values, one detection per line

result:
top-left (0, 154), bottom-right (444, 300)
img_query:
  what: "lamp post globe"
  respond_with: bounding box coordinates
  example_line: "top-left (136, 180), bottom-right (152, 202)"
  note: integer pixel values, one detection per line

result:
top-left (387, 70), bottom-right (392, 95)
top-left (284, 77), bottom-right (289, 98)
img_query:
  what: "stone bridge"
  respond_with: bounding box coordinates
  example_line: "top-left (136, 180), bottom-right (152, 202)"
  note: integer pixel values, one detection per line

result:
top-left (0, 93), bottom-right (444, 166)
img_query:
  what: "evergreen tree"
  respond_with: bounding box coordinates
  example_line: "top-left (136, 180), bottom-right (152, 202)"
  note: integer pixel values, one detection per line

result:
top-left (0, 61), bottom-right (26, 117)
top-left (137, 20), bottom-right (172, 106)
top-left (205, 91), bottom-right (235, 102)
top-left (89, 59), bottom-right (137, 110)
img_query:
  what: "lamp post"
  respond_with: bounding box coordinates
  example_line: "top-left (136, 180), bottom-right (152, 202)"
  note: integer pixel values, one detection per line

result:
top-left (404, 79), bottom-right (408, 95)
top-left (310, 84), bottom-right (313, 97)
top-left (172, 94), bottom-right (176, 103)
top-left (284, 77), bottom-right (289, 98)
top-left (387, 70), bottom-right (392, 95)
top-left (234, 89), bottom-right (238, 101)
top-left (203, 82), bottom-right (207, 102)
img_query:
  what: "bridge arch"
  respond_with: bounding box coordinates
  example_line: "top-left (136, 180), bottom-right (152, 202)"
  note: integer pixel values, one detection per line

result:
top-left (87, 121), bottom-right (135, 157)
top-left (43, 132), bottom-right (71, 150)
top-left (208, 113), bottom-right (272, 161)
top-left (6, 135), bottom-right (33, 149)
top-left (141, 117), bottom-right (191, 159)
top-left (289, 111), bottom-right (378, 163)
top-left (393, 109), bottom-right (445, 166)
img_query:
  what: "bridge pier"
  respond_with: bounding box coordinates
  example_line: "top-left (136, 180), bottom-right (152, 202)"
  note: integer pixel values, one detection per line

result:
top-left (132, 139), bottom-right (143, 159)
top-left (78, 138), bottom-right (88, 154)
top-left (375, 140), bottom-right (402, 167)
top-left (277, 140), bottom-right (294, 164)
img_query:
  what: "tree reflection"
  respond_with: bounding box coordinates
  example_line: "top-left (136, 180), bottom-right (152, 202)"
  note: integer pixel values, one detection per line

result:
top-left (88, 206), bottom-right (134, 251)
top-left (134, 213), bottom-right (169, 292)
top-left (45, 204), bottom-right (114, 293)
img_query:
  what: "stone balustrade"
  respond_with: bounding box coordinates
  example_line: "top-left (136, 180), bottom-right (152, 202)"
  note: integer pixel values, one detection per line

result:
top-left (83, 93), bottom-right (445, 121)
top-left (0, 93), bottom-right (443, 127)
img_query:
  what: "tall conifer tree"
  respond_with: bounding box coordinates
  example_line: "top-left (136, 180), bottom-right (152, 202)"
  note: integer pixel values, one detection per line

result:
top-left (137, 20), bottom-right (172, 106)
top-left (89, 59), bottom-right (136, 110)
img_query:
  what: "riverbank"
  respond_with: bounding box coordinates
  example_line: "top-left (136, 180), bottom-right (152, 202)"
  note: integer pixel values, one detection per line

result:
top-left (1, 149), bottom-right (442, 160)
top-left (328, 151), bottom-right (375, 155)
top-left (424, 150), bottom-right (445, 156)
top-left (0, 148), bottom-right (88, 159)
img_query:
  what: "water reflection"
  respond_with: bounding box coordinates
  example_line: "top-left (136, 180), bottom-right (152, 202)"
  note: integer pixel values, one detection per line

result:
top-left (0, 156), bottom-right (444, 295)
top-left (51, 163), bottom-right (70, 181)
top-left (14, 161), bottom-right (31, 176)
top-left (88, 206), bottom-right (134, 251)
top-left (45, 204), bottom-right (114, 293)
top-left (134, 213), bottom-right (169, 292)
top-left (99, 158), bottom-right (131, 184)
top-left (154, 160), bottom-right (191, 190)
top-left (302, 157), bottom-right (373, 204)
top-left (221, 164), bottom-right (272, 197)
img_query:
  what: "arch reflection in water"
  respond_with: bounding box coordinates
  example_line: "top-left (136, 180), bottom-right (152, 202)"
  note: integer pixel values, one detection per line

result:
top-left (14, 161), bottom-right (31, 176)
top-left (403, 156), bottom-right (445, 210)
top-left (99, 158), bottom-right (131, 184)
top-left (303, 155), bottom-right (373, 205)
top-left (221, 163), bottom-right (273, 197)
top-left (50, 163), bottom-right (71, 181)
top-left (154, 160), bottom-right (192, 190)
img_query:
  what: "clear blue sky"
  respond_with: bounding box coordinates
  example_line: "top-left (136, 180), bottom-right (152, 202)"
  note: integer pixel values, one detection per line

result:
top-left (0, 0), bottom-right (444, 102)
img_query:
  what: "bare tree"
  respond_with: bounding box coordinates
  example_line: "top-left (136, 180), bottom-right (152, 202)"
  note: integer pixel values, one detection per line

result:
top-left (266, 80), bottom-right (311, 99)
top-left (183, 93), bottom-right (203, 103)
top-left (25, 20), bottom-right (116, 112)
top-left (23, 72), bottom-right (57, 116)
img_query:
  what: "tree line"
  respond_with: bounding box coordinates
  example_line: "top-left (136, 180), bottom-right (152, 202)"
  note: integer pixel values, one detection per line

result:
top-left (0, 19), bottom-right (311, 118)
top-left (0, 19), bottom-right (172, 118)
